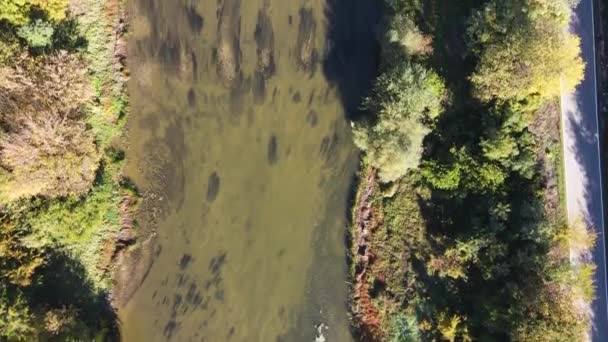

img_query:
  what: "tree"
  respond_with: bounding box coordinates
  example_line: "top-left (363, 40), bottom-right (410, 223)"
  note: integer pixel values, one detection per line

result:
top-left (0, 293), bottom-right (35, 341)
top-left (0, 112), bottom-right (99, 200)
top-left (0, 51), bottom-right (91, 119)
top-left (384, 13), bottom-right (432, 59)
top-left (420, 147), bottom-right (506, 194)
top-left (468, 0), bottom-right (584, 101)
top-left (0, 214), bottom-right (45, 287)
top-left (0, 52), bottom-right (97, 200)
top-left (354, 60), bottom-right (446, 182)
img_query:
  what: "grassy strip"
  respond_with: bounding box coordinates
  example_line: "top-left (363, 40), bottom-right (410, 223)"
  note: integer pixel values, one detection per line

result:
top-left (556, 114), bottom-right (568, 222)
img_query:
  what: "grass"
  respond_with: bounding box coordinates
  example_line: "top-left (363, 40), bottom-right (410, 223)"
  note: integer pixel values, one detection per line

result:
top-left (554, 132), bottom-right (567, 222)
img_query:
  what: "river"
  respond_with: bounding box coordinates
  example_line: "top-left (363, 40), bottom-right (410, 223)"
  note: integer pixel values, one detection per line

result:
top-left (119, 0), bottom-right (379, 341)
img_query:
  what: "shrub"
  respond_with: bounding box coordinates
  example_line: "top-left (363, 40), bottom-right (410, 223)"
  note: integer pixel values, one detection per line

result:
top-left (558, 218), bottom-right (596, 257)
top-left (17, 19), bottom-right (54, 48)
top-left (389, 313), bottom-right (421, 342)
top-left (437, 313), bottom-right (467, 342)
top-left (384, 13), bottom-right (432, 58)
top-left (0, 25), bottom-right (20, 64)
top-left (44, 306), bottom-right (76, 335)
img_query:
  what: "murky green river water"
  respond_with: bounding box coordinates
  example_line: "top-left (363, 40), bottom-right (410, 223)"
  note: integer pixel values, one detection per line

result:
top-left (120, 0), bottom-right (378, 341)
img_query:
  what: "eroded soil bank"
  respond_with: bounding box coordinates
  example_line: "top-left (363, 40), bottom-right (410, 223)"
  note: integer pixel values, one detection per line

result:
top-left (118, 0), bottom-right (379, 341)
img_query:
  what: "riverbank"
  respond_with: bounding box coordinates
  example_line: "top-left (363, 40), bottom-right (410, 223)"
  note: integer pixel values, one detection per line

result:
top-left (0, 0), bottom-right (137, 339)
top-left (348, 0), bottom-right (594, 340)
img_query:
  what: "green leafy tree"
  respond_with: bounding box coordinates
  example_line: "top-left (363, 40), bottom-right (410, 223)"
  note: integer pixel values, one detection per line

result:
top-left (384, 13), bottom-right (432, 59)
top-left (427, 238), bottom-right (489, 280)
top-left (0, 293), bottom-right (35, 341)
top-left (468, 0), bottom-right (584, 101)
top-left (421, 147), bottom-right (506, 194)
top-left (355, 61), bottom-right (446, 182)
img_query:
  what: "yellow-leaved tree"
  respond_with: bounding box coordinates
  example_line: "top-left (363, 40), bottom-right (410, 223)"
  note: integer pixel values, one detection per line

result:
top-left (0, 0), bottom-right (70, 25)
top-left (468, 0), bottom-right (584, 101)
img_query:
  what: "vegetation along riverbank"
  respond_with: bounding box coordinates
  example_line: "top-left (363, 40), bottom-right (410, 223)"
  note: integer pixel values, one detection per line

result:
top-left (349, 0), bottom-right (595, 340)
top-left (0, 0), bottom-right (134, 339)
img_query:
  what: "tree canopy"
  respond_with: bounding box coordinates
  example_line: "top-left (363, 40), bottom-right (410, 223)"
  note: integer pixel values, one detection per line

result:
top-left (352, 9), bottom-right (446, 183)
top-left (0, 0), bottom-right (70, 25)
top-left (468, 0), bottom-right (584, 101)
top-left (350, 0), bottom-right (591, 340)
top-left (354, 61), bottom-right (446, 182)
top-left (0, 52), bottom-right (98, 200)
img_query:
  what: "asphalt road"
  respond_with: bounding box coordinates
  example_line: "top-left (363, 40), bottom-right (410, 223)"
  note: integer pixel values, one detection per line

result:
top-left (560, 0), bottom-right (608, 339)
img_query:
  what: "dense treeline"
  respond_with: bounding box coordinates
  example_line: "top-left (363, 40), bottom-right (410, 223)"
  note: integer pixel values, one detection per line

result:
top-left (0, 0), bottom-right (131, 340)
top-left (350, 0), bottom-right (593, 341)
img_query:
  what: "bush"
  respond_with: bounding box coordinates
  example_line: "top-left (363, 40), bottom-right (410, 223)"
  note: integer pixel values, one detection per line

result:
top-left (384, 13), bottom-right (432, 59)
top-left (44, 306), bottom-right (77, 335)
top-left (17, 19), bottom-right (54, 48)
top-left (389, 313), bottom-right (421, 342)
top-left (0, 25), bottom-right (20, 64)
